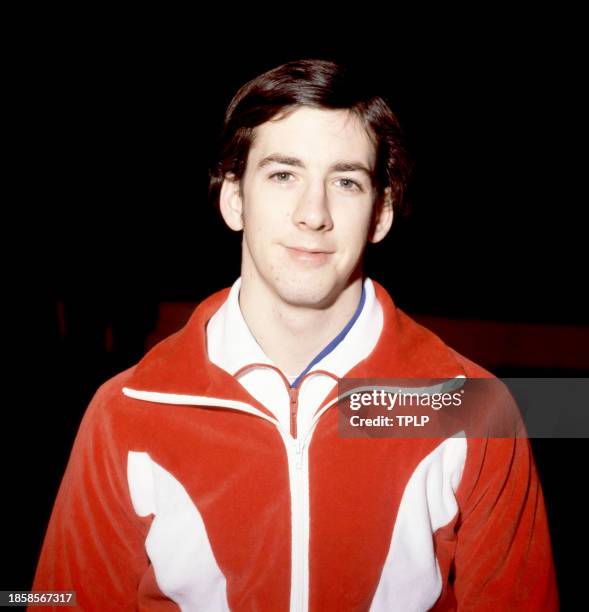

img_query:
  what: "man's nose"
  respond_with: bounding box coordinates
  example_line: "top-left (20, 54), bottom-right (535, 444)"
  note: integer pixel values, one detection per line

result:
top-left (292, 182), bottom-right (334, 231)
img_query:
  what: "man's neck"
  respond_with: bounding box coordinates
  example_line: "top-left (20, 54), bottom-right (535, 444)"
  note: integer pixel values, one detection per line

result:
top-left (239, 276), bottom-right (364, 378)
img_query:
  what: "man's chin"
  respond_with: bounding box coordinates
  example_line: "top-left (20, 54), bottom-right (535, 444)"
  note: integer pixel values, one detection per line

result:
top-left (274, 282), bottom-right (339, 310)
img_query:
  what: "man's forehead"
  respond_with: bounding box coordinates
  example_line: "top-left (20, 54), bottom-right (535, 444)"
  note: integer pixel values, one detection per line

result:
top-left (248, 107), bottom-right (376, 168)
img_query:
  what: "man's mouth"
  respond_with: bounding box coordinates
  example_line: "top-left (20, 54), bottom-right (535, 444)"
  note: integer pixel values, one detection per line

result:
top-left (284, 245), bottom-right (333, 265)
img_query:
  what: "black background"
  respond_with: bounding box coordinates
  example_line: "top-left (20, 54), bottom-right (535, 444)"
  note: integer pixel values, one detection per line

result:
top-left (4, 11), bottom-right (587, 609)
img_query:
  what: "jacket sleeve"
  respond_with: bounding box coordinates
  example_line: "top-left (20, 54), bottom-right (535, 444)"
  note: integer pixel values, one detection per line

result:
top-left (451, 431), bottom-right (559, 610)
top-left (31, 379), bottom-right (151, 610)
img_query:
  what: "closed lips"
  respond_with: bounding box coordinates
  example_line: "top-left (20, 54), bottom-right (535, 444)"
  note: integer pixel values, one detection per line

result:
top-left (286, 246), bottom-right (333, 254)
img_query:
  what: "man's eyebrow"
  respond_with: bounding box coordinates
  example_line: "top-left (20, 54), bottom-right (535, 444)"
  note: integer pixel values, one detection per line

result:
top-left (258, 154), bottom-right (305, 169)
top-left (330, 161), bottom-right (373, 176)
top-left (258, 154), bottom-right (373, 176)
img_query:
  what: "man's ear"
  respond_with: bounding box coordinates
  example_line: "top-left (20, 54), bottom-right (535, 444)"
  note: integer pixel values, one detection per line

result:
top-left (219, 173), bottom-right (244, 231)
top-left (368, 187), bottom-right (394, 244)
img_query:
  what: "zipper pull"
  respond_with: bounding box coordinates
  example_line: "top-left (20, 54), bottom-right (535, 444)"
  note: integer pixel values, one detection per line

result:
top-left (294, 438), bottom-right (304, 470)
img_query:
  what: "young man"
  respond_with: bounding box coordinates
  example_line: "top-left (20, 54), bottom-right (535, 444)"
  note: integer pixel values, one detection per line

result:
top-left (33, 59), bottom-right (558, 610)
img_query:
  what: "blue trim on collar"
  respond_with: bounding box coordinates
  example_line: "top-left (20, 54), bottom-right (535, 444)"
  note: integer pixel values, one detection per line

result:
top-left (291, 285), bottom-right (366, 388)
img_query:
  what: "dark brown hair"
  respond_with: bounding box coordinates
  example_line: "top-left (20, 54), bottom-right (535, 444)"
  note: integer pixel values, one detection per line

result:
top-left (209, 59), bottom-right (411, 214)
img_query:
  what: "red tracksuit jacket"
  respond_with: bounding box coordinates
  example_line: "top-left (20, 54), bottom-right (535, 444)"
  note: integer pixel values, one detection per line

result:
top-left (32, 282), bottom-right (558, 611)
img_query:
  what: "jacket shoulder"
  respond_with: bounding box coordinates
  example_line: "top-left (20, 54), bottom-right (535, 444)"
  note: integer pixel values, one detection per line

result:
top-left (93, 365), bottom-right (138, 404)
top-left (78, 365), bottom-right (142, 435)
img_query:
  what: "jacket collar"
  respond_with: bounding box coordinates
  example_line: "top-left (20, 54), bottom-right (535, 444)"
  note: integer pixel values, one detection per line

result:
top-left (206, 277), bottom-right (383, 384)
top-left (125, 281), bottom-right (466, 405)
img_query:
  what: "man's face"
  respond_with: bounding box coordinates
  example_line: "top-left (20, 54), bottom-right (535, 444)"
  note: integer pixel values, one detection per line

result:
top-left (221, 106), bottom-right (392, 309)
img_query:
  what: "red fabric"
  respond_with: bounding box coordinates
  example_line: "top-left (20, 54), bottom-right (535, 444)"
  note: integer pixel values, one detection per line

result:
top-left (32, 282), bottom-right (558, 610)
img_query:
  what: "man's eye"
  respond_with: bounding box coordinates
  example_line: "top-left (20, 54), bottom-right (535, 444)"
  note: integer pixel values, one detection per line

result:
top-left (270, 172), bottom-right (293, 182)
top-left (337, 178), bottom-right (361, 191)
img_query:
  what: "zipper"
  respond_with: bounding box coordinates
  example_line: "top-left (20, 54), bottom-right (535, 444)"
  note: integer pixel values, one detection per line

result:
top-left (285, 435), bottom-right (307, 612)
top-left (294, 437), bottom-right (303, 469)
top-left (289, 386), bottom-right (304, 611)
top-left (289, 386), bottom-right (300, 438)
top-left (286, 393), bottom-right (342, 611)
